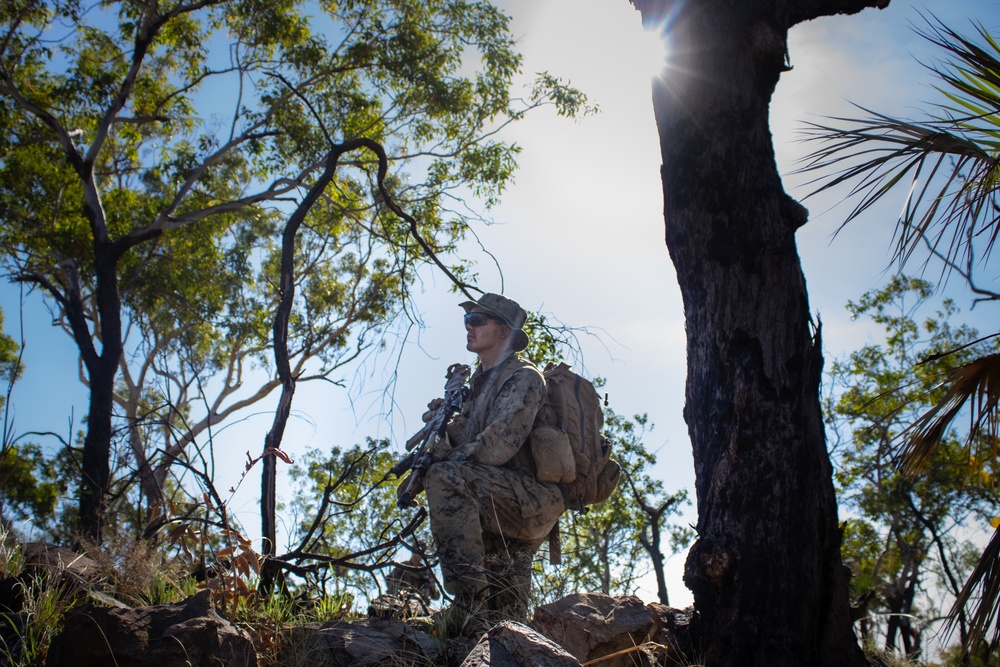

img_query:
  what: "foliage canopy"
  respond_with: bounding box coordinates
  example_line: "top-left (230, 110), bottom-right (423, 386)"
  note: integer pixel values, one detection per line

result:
top-left (0, 0), bottom-right (588, 540)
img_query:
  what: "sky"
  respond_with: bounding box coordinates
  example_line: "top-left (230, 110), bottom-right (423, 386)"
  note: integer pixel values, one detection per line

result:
top-left (3, 0), bottom-right (998, 612)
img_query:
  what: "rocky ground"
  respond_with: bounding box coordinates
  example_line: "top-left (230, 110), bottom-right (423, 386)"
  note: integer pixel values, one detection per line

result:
top-left (0, 543), bottom-right (696, 667)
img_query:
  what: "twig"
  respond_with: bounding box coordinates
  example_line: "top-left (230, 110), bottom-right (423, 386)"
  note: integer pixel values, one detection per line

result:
top-left (580, 642), bottom-right (669, 665)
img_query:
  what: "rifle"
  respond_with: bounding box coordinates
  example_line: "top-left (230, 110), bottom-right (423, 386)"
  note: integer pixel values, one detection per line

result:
top-left (391, 362), bottom-right (471, 508)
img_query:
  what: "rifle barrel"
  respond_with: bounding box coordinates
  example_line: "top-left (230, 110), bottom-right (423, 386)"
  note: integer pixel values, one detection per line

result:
top-left (389, 451), bottom-right (416, 478)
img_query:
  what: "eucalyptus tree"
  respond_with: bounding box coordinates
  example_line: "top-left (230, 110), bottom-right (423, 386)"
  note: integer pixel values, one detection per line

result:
top-left (0, 0), bottom-right (586, 542)
top-left (801, 17), bottom-right (1000, 657)
top-left (826, 276), bottom-right (999, 659)
top-left (626, 0), bottom-right (889, 663)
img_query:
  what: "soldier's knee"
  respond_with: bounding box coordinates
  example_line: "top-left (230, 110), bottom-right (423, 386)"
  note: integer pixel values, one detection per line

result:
top-left (426, 460), bottom-right (455, 478)
top-left (425, 460), bottom-right (462, 489)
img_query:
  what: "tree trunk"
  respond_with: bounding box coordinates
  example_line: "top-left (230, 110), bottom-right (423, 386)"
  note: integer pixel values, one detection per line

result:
top-left (639, 502), bottom-right (671, 605)
top-left (123, 393), bottom-right (166, 522)
top-left (79, 356), bottom-right (116, 542)
top-left (599, 533), bottom-right (611, 595)
top-left (74, 242), bottom-right (125, 544)
top-left (259, 145), bottom-right (348, 592)
top-left (629, 0), bottom-right (888, 663)
top-left (647, 525), bottom-right (669, 606)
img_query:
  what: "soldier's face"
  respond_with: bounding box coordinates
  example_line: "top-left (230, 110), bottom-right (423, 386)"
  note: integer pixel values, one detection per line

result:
top-left (465, 307), bottom-right (511, 357)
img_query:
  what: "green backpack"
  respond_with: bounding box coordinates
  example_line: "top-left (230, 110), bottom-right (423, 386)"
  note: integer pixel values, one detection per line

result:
top-left (531, 362), bottom-right (621, 512)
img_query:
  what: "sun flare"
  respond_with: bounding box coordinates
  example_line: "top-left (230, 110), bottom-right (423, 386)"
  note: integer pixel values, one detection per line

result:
top-left (637, 22), bottom-right (670, 81)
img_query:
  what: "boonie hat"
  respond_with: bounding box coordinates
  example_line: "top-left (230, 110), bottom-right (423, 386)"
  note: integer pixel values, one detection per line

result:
top-left (460, 293), bottom-right (530, 352)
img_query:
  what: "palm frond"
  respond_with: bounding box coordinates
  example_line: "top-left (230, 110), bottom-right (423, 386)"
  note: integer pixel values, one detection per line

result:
top-left (797, 15), bottom-right (1000, 274)
top-left (898, 352), bottom-right (1000, 474)
top-left (800, 13), bottom-right (1000, 661)
top-left (945, 523), bottom-right (1000, 657)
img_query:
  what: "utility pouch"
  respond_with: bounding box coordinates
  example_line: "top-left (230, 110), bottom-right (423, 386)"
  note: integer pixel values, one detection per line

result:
top-left (530, 425), bottom-right (577, 484)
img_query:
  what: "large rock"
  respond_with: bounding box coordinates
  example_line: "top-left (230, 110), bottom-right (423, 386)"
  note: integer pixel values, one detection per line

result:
top-left (45, 590), bottom-right (257, 667)
top-left (647, 603), bottom-right (698, 666)
top-left (21, 543), bottom-right (99, 580)
top-left (460, 621), bottom-right (582, 667)
top-left (283, 618), bottom-right (438, 667)
top-left (1, 542), bottom-right (117, 667)
top-left (531, 593), bottom-right (658, 667)
top-left (0, 543), bottom-right (102, 614)
top-left (367, 591), bottom-right (433, 620)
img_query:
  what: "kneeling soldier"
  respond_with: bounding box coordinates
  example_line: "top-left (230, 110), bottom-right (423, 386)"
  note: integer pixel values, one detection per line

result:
top-left (403, 293), bottom-right (564, 627)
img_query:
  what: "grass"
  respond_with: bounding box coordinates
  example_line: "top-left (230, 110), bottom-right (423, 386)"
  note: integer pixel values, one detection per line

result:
top-left (0, 525), bottom-right (730, 667)
top-left (0, 528), bottom-right (25, 579)
top-left (0, 529), bottom-right (74, 667)
top-left (0, 526), bottom-right (202, 667)
top-left (0, 573), bottom-right (69, 667)
top-left (77, 534), bottom-right (194, 607)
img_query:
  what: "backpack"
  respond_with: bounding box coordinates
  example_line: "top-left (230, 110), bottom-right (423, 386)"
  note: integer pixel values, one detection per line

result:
top-left (531, 362), bottom-right (621, 512)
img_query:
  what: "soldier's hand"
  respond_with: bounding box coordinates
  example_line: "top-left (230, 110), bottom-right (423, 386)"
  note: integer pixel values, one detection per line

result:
top-left (397, 473), bottom-right (424, 507)
top-left (448, 443), bottom-right (475, 463)
top-left (445, 415), bottom-right (467, 441)
top-left (422, 398), bottom-right (444, 423)
top-left (426, 432), bottom-right (452, 462)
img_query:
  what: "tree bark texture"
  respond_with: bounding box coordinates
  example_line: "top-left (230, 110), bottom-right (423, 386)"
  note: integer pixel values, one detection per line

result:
top-left (630, 0), bottom-right (888, 664)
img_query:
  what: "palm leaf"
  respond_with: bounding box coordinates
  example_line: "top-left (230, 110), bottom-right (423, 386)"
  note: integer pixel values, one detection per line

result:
top-left (896, 350), bottom-right (1000, 654)
top-left (945, 523), bottom-right (1000, 657)
top-left (897, 352), bottom-right (1000, 474)
top-left (797, 15), bottom-right (1000, 274)
top-left (800, 14), bottom-right (1000, 659)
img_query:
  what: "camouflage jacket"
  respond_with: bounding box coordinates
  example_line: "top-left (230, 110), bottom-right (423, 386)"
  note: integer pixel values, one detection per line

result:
top-left (447, 352), bottom-right (545, 476)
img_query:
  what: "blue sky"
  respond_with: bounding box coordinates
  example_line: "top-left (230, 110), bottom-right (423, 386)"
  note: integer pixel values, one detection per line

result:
top-left (3, 0), bottom-right (998, 610)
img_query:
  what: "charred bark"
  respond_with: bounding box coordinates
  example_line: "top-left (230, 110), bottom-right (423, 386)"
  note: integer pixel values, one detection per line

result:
top-left (629, 0), bottom-right (889, 664)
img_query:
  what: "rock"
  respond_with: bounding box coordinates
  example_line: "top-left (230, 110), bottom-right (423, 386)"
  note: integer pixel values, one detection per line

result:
top-left (45, 590), bottom-right (257, 667)
top-left (1, 542), bottom-right (110, 666)
top-left (0, 610), bottom-right (28, 667)
top-left (460, 621), bottom-right (582, 667)
top-left (0, 543), bottom-right (103, 614)
top-left (22, 542), bottom-right (99, 581)
top-left (367, 591), bottom-right (433, 620)
top-left (531, 593), bottom-right (656, 667)
top-left (283, 618), bottom-right (437, 667)
top-left (647, 603), bottom-right (698, 666)
top-left (0, 577), bottom-right (23, 616)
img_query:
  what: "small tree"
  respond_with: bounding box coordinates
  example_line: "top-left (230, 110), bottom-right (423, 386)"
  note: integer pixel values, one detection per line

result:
top-left (827, 276), bottom-right (999, 659)
top-left (284, 438), bottom-right (429, 603)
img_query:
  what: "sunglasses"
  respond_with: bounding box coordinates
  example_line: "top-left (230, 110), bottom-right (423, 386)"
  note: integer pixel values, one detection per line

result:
top-left (464, 312), bottom-right (505, 327)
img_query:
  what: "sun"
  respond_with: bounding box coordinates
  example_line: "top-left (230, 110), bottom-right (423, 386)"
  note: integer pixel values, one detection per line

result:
top-left (637, 21), bottom-right (670, 81)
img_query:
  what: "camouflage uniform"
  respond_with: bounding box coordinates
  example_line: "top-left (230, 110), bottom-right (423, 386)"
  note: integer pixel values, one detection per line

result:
top-left (424, 352), bottom-right (564, 619)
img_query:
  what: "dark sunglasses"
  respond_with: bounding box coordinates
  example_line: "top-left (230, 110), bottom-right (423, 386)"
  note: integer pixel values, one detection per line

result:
top-left (464, 312), bottom-right (505, 327)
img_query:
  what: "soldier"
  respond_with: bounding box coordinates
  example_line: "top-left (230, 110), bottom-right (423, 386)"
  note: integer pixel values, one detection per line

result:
top-left (405, 293), bottom-right (564, 626)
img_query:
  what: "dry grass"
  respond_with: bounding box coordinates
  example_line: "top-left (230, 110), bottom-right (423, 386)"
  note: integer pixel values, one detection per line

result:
top-left (77, 534), bottom-right (193, 606)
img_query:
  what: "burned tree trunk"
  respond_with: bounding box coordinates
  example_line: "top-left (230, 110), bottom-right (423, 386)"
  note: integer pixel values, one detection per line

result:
top-left (629, 0), bottom-right (888, 664)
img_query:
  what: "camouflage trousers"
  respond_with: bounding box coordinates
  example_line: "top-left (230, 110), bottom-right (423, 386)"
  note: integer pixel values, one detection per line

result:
top-left (424, 461), bottom-right (563, 620)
